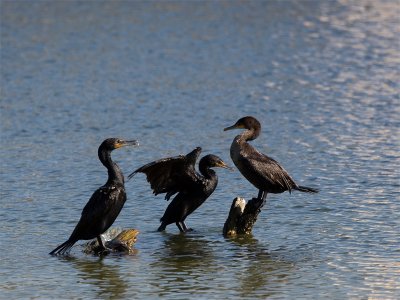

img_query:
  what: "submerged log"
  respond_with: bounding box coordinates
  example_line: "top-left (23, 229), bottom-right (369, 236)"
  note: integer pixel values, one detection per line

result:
top-left (83, 228), bottom-right (139, 255)
top-left (223, 197), bottom-right (265, 237)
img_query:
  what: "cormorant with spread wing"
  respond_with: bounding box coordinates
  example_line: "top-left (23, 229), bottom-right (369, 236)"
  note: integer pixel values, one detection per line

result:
top-left (224, 116), bottom-right (318, 205)
top-left (128, 147), bottom-right (231, 232)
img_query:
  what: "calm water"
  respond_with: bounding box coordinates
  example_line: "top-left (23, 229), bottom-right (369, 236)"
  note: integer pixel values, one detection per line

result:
top-left (1, 0), bottom-right (399, 299)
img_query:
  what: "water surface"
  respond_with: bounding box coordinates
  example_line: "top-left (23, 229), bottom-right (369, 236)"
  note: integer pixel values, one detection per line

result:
top-left (1, 1), bottom-right (399, 299)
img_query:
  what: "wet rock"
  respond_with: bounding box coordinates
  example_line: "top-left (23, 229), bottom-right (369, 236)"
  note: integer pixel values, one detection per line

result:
top-left (83, 228), bottom-right (139, 255)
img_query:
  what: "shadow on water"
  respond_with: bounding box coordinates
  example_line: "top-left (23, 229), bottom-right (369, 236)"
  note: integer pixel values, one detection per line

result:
top-left (61, 256), bottom-right (129, 299)
top-left (226, 234), bottom-right (295, 298)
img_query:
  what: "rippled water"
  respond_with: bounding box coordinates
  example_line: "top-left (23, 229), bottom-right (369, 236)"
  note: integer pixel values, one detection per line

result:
top-left (1, 0), bottom-right (399, 298)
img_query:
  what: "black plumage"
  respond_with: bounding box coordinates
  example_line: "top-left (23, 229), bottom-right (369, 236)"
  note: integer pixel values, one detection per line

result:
top-left (224, 116), bottom-right (318, 203)
top-left (50, 138), bottom-right (139, 255)
top-left (128, 147), bottom-right (231, 232)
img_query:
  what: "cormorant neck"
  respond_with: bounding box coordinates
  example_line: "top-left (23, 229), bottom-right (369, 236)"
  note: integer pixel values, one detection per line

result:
top-left (199, 160), bottom-right (217, 180)
top-left (239, 126), bottom-right (260, 142)
top-left (98, 148), bottom-right (124, 185)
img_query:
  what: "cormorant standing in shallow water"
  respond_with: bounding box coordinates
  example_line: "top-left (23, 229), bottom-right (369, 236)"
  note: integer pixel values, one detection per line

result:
top-left (128, 147), bottom-right (231, 232)
top-left (50, 138), bottom-right (139, 255)
top-left (224, 116), bottom-right (318, 204)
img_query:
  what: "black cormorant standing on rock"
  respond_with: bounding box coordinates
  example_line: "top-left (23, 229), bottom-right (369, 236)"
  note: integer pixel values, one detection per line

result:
top-left (50, 138), bottom-right (139, 255)
top-left (224, 116), bottom-right (318, 205)
top-left (128, 147), bottom-right (231, 232)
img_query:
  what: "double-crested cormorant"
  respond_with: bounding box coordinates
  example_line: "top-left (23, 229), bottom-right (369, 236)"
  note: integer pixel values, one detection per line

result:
top-left (50, 138), bottom-right (139, 255)
top-left (128, 147), bottom-right (231, 232)
top-left (224, 116), bottom-right (318, 204)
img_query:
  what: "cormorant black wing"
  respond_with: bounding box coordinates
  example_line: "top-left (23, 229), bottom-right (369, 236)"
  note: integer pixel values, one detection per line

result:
top-left (70, 185), bottom-right (126, 239)
top-left (128, 147), bottom-right (202, 200)
top-left (82, 186), bottom-right (125, 218)
top-left (241, 147), bottom-right (297, 193)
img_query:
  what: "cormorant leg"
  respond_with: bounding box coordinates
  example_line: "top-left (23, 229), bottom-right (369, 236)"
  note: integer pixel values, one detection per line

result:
top-left (97, 236), bottom-right (106, 250)
top-left (261, 192), bottom-right (268, 206)
top-left (257, 190), bottom-right (264, 201)
top-left (176, 222), bottom-right (185, 233)
top-left (181, 221), bottom-right (193, 232)
top-left (255, 190), bottom-right (267, 209)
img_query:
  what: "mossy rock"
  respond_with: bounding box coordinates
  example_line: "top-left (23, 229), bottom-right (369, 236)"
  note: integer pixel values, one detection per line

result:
top-left (83, 228), bottom-right (139, 255)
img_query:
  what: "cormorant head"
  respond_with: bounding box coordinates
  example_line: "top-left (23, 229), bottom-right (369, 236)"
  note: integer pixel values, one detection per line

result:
top-left (224, 116), bottom-right (261, 141)
top-left (223, 116), bottom-right (261, 132)
top-left (100, 138), bottom-right (139, 152)
top-left (200, 154), bottom-right (232, 170)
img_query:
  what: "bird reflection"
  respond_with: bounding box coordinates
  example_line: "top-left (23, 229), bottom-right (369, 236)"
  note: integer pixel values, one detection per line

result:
top-left (156, 233), bottom-right (215, 270)
top-left (62, 256), bottom-right (128, 299)
top-left (150, 233), bottom-right (216, 295)
top-left (226, 235), bottom-right (294, 298)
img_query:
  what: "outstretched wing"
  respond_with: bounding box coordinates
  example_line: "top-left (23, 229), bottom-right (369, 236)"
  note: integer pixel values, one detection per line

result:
top-left (128, 147), bottom-right (202, 200)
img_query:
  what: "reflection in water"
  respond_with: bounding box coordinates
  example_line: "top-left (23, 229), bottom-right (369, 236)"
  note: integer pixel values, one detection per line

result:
top-left (150, 233), bottom-right (217, 296)
top-left (227, 235), bottom-right (294, 298)
top-left (63, 256), bottom-right (128, 299)
top-left (149, 232), bottom-right (295, 298)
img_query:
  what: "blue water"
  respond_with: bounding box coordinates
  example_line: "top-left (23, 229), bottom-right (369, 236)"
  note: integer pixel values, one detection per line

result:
top-left (1, 0), bottom-right (399, 298)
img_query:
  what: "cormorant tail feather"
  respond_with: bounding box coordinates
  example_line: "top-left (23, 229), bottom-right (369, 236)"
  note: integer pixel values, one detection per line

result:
top-left (49, 239), bottom-right (76, 256)
top-left (296, 186), bottom-right (319, 193)
top-left (157, 222), bottom-right (166, 232)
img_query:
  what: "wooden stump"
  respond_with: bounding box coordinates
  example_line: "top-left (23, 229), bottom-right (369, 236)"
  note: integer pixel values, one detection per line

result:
top-left (83, 228), bottom-right (139, 255)
top-left (223, 197), bottom-right (265, 237)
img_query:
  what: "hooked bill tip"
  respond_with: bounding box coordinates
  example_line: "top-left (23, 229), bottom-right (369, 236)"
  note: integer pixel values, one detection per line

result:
top-left (127, 140), bottom-right (139, 147)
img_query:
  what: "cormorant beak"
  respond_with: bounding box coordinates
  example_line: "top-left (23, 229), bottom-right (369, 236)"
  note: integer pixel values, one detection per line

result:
top-left (224, 123), bottom-right (243, 131)
top-left (117, 139), bottom-right (139, 148)
top-left (124, 140), bottom-right (139, 147)
top-left (217, 161), bottom-right (234, 170)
